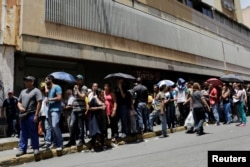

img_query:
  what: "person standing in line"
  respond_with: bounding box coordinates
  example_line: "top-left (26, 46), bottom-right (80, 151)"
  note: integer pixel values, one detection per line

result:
top-left (148, 85), bottom-right (161, 131)
top-left (1, 89), bottom-right (19, 137)
top-left (88, 83), bottom-right (98, 102)
top-left (201, 82), bottom-right (210, 125)
top-left (88, 88), bottom-right (107, 151)
top-left (65, 75), bottom-right (88, 147)
top-left (231, 82), bottom-right (240, 122)
top-left (45, 75), bottom-right (63, 151)
top-left (133, 77), bottom-right (149, 134)
top-left (114, 78), bottom-right (131, 138)
top-left (246, 84), bottom-right (250, 115)
top-left (242, 84), bottom-right (248, 114)
top-left (39, 82), bottom-right (52, 148)
top-left (190, 82), bottom-right (210, 136)
top-left (104, 83), bottom-right (118, 142)
top-left (185, 81), bottom-right (193, 112)
top-left (149, 84), bottom-right (168, 137)
top-left (63, 89), bottom-right (74, 133)
top-left (176, 78), bottom-right (190, 126)
top-left (16, 76), bottom-right (42, 157)
top-left (165, 86), bottom-right (176, 133)
top-left (221, 84), bottom-right (231, 124)
top-left (209, 83), bottom-right (220, 126)
top-left (233, 83), bottom-right (247, 127)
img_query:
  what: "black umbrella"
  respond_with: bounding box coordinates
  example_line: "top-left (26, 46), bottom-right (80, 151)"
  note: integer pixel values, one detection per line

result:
top-left (220, 74), bottom-right (244, 83)
top-left (104, 72), bottom-right (135, 80)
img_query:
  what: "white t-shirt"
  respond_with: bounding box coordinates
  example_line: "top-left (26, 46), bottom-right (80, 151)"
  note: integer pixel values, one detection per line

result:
top-left (67, 95), bottom-right (75, 106)
top-left (40, 97), bottom-right (48, 117)
top-left (177, 88), bottom-right (189, 103)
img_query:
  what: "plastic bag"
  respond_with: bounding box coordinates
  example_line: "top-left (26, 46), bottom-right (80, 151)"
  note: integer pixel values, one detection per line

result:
top-left (184, 111), bottom-right (194, 129)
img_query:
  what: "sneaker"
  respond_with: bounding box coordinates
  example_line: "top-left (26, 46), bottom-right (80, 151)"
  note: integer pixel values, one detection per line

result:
top-left (119, 133), bottom-right (126, 138)
top-left (159, 134), bottom-right (168, 138)
top-left (34, 149), bottom-right (39, 155)
top-left (49, 144), bottom-right (57, 149)
top-left (239, 124), bottom-right (246, 127)
top-left (44, 143), bottom-right (51, 149)
top-left (214, 123), bottom-right (220, 126)
top-left (77, 140), bottom-right (85, 147)
top-left (56, 147), bottom-right (63, 151)
top-left (16, 150), bottom-right (26, 157)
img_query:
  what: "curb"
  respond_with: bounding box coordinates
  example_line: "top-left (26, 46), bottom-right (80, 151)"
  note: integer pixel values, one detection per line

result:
top-left (0, 126), bottom-right (185, 166)
top-left (0, 141), bottom-right (18, 151)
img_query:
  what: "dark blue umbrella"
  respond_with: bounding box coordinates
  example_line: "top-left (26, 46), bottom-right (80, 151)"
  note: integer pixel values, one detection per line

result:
top-left (50, 71), bottom-right (76, 84)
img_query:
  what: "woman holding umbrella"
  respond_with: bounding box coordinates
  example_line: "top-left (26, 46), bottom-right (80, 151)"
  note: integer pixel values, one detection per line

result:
top-left (114, 78), bottom-right (132, 138)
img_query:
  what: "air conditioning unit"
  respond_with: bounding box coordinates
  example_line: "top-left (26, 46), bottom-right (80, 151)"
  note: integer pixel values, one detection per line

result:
top-left (222, 0), bottom-right (235, 11)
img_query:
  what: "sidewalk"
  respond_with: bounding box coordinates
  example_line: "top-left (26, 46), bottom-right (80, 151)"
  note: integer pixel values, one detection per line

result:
top-left (0, 125), bottom-right (186, 167)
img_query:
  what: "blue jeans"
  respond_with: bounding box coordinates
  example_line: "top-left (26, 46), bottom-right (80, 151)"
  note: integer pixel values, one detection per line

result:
top-left (48, 111), bottom-right (63, 147)
top-left (117, 105), bottom-right (129, 134)
top-left (212, 103), bottom-right (220, 124)
top-left (44, 118), bottom-right (52, 144)
top-left (69, 111), bottom-right (85, 142)
top-left (19, 113), bottom-right (39, 151)
top-left (149, 110), bottom-right (167, 135)
top-left (136, 102), bottom-right (149, 132)
top-left (223, 102), bottom-right (231, 123)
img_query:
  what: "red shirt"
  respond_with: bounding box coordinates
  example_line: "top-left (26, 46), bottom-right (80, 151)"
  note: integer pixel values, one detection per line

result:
top-left (209, 88), bottom-right (218, 105)
top-left (104, 92), bottom-right (114, 116)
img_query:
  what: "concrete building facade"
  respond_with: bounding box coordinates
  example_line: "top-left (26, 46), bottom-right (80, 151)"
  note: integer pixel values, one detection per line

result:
top-left (0, 0), bottom-right (250, 96)
top-left (242, 6), bottom-right (250, 28)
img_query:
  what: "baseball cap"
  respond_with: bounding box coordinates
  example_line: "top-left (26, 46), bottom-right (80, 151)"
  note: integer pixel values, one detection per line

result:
top-left (76, 74), bottom-right (84, 80)
top-left (23, 76), bottom-right (36, 81)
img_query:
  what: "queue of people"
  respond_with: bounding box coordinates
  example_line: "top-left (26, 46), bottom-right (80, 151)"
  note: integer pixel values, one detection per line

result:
top-left (0, 74), bottom-right (249, 157)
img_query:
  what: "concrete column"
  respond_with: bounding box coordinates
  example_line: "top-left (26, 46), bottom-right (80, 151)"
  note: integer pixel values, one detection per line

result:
top-left (0, 45), bottom-right (15, 105)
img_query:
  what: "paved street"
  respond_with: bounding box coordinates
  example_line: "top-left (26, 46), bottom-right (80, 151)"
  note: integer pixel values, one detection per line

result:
top-left (16, 122), bottom-right (250, 167)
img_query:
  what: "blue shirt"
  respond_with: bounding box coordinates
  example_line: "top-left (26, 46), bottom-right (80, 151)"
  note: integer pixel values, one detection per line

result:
top-left (48, 84), bottom-right (62, 112)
